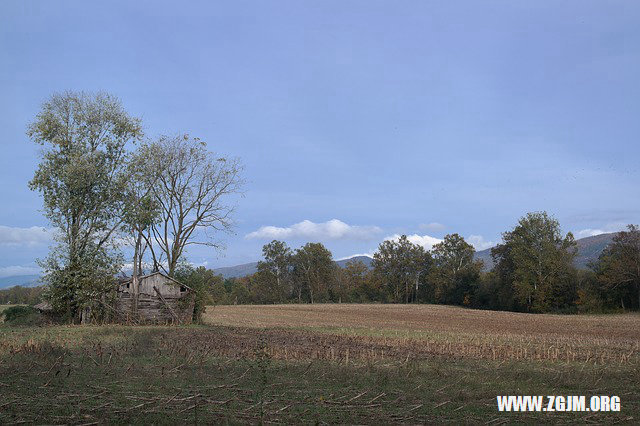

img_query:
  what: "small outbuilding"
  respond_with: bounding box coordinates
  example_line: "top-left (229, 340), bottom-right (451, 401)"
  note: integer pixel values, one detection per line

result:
top-left (116, 272), bottom-right (195, 324)
top-left (34, 301), bottom-right (53, 313)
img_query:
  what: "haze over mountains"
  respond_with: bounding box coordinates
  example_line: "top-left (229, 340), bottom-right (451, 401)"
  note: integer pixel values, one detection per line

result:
top-left (0, 275), bottom-right (41, 289)
top-left (0, 233), bottom-right (617, 287)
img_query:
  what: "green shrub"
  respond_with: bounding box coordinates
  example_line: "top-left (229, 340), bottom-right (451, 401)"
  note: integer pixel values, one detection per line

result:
top-left (2, 305), bottom-right (43, 326)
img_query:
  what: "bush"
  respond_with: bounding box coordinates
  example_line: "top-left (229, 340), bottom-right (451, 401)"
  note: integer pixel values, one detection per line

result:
top-left (174, 264), bottom-right (224, 323)
top-left (2, 305), bottom-right (44, 326)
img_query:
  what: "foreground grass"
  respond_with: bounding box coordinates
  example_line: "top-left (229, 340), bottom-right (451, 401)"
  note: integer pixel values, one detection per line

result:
top-left (1, 325), bottom-right (638, 424)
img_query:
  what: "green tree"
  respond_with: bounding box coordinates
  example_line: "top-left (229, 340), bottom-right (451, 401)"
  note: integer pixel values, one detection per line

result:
top-left (491, 212), bottom-right (577, 312)
top-left (430, 234), bottom-right (483, 306)
top-left (575, 269), bottom-right (606, 313)
top-left (338, 259), bottom-right (378, 302)
top-left (372, 235), bottom-right (431, 303)
top-left (592, 225), bottom-right (640, 310)
top-left (251, 270), bottom-right (284, 304)
top-left (28, 91), bottom-right (142, 321)
top-left (256, 240), bottom-right (292, 303)
top-left (292, 243), bottom-right (336, 303)
top-left (228, 278), bottom-right (252, 304)
top-left (335, 260), bottom-right (363, 302)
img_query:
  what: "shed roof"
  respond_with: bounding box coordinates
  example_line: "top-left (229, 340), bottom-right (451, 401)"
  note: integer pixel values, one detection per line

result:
top-left (34, 301), bottom-right (53, 311)
top-left (120, 271), bottom-right (193, 291)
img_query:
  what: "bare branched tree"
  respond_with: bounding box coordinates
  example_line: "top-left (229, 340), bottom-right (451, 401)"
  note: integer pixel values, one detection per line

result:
top-left (140, 135), bottom-right (244, 276)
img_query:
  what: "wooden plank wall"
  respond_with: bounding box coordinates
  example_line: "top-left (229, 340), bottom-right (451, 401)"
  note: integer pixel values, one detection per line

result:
top-left (115, 274), bottom-right (194, 323)
top-left (116, 293), bottom-right (194, 323)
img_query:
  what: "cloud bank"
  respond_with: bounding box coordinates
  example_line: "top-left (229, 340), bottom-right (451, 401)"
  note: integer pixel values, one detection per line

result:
top-left (343, 233), bottom-right (497, 260)
top-left (384, 234), bottom-right (443, 251)
top-left (575, 223), bottom-right (627, 239)
top-left (336, 253), bottom-right (374, 261)
top-left (246, 219), bottom-right (382, 241)
top-left (0, 225), bottom-right (51, 247)
top-left (466, 235), bottom-right (496, 251)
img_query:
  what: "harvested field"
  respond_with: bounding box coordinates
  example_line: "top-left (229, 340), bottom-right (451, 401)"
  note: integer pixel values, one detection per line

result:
top-left (204, 304), bottom-right (640, 338)
top-left (205, 304), bottom-right (640, 364)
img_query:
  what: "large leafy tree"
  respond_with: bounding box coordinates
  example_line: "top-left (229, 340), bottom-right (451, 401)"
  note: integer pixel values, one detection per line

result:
top-left (593, 225), bottom-right (640, 310)
top-left (491, 212), bottom-right (577, 312)
top-left (430, 234), bottom-right (483, 305)
top-left (372, 235), bottom-right (431, 303)
top-left (28, 91), bottom-right (142, 320)
top-left (292, 243), bottom-right (336, 303)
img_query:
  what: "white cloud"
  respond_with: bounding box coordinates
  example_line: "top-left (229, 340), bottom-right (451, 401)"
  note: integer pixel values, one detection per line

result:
top-left (419, 222), bottom-right (445, 232)
top-left (246, 219), bottom-right (382, 241)
top-left (576, 222), bottom-right (627, 239)
top-left (0, 265), bottom-right (41, 278)
top-left (0, 225), bottom-right (52, 247)
top-left (576, 228), bottom-right (606, 238)
top-left (336, 253), bottom-right (374, 261)
top-left (333, 233), bottom-right (497, 262)
top-left (384, 234), bottom-right (443, 251)
top-left (466, 235), bottom-right (496, 251)
top-left (384, 233), bottom-right (496, 252)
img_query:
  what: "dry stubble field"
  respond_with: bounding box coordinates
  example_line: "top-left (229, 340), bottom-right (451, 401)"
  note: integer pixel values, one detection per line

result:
top-left (0, 304), bottom-right (638, 424)
top-left (205, 304), bottom-right (640, 364)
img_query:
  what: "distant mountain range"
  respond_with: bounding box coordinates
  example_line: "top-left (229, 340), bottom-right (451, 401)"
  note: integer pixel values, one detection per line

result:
top-left (0, 275), bottom-right (42, 290)
top-left (0, 233), bottom-right (618, 287)
top-left (474, 232), bottom-right (616, 270)
top-left (213, 255), bottom-right (374, 279)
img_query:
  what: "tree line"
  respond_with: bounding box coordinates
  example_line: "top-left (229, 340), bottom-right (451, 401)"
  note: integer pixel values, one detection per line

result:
top-left (0, 286), bottom-right (45, 305)
top-left (190, 212), bottom-right (640, 313)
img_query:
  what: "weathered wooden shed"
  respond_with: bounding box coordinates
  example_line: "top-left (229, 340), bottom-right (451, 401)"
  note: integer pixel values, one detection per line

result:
top-left (116, 272), bottom-right (195, 324)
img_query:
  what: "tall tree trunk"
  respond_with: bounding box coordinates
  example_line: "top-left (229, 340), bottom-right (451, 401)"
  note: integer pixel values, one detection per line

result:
top-left (131, 232), bottom-right (142, 316)
top-left (276, 272), bottom-right (282, 303)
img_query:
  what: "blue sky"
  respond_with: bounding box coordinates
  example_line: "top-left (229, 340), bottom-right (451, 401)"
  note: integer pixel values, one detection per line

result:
top-left (1, 1), bottom-right (639, 276)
